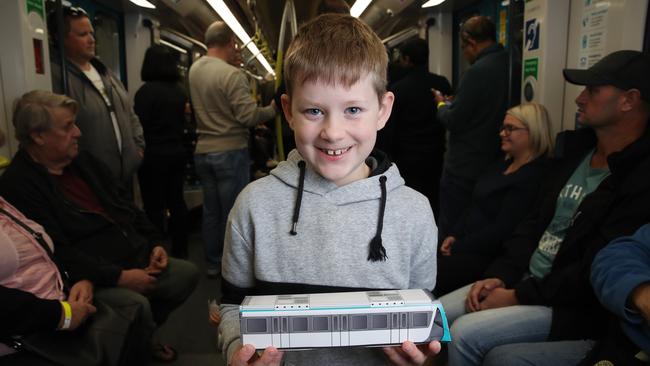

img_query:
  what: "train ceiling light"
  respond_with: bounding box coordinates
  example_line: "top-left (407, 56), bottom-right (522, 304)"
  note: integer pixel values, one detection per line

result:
top-left (206, 0), bottom-right (275, 76)
top-left (129, 0), bottom-right (156, 9)
top-left (350, 0), bottom-right (372, 18)
top-left (421, 0), bottom-right (446, 8)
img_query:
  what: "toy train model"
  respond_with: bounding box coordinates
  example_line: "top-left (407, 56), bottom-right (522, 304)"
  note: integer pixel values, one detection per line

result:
top-left (239, 289), bottom-right (451, 350)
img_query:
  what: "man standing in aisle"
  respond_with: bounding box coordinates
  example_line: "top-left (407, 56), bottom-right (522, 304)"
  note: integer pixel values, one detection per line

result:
top-left (434, 15), bottom-right (508, 241)
top-left (189, 21), bottom-right (277, 277)
top-left (49, 5), bottom-right (144, 197)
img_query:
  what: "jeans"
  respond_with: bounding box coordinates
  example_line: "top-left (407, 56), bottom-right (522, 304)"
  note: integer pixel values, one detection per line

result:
top-left (194, 149), bottom-right (250, 269)
top-left (438, 171), bottom-right (475, 242)
top-left (440, 284), bottom-right (594, 366)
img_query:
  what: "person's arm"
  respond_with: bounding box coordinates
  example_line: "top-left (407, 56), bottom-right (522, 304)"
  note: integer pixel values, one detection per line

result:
top-left (591, 224), bottom-right (650, 324)
top-left (408, 204), bottom-right (438, 291)
top-left (226, 71), bottom-right (276, 128)
top-left (219, 196), bottom-right (257, 364)
top-left (0, 286), bottom-right (61, 336)
top-left (436, 68), bottom-right (483, 133)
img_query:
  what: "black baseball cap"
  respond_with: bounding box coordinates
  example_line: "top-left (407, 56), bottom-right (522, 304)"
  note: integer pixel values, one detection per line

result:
top-left (563, 50), bottom-right (650, 102)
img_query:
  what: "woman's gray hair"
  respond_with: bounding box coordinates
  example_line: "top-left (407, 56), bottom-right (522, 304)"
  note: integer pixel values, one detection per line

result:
top-left (12, 90), bottom-right (78, 145)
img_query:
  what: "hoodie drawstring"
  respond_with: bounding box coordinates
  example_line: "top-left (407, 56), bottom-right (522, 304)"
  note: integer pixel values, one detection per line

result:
top-left (290, 161), bottom-right (306, 235)
top-left (368, 175), bottom-right (388, 262)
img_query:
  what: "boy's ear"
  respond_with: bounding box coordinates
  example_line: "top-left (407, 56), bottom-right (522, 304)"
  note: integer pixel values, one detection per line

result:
top-left (376, 91), bottom-right (395, 131)
top-left (280, 94), bottom-right (295, 129)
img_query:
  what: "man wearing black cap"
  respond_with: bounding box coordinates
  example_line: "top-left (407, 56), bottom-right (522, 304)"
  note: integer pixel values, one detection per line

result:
top-left (438, 50), bottom-right (650, 365)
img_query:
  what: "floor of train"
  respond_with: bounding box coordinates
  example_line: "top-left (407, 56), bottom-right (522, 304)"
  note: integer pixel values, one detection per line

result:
top-left (153, 215), bottom-right (226, 366)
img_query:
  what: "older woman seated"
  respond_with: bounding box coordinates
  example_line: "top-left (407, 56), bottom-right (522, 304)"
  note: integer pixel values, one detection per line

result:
top-left (435, 103), bottom-right (554, 297)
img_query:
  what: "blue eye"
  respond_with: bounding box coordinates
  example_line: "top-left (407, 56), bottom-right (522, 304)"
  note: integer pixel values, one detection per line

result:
top-left (304, 108), bottom-right (323, 116)
top-left (346, 107), bottom-right (362, 114)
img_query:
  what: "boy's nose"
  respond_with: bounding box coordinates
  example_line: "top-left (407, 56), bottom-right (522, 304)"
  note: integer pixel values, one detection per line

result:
top-left (319, 118), bottom-right (345, 141)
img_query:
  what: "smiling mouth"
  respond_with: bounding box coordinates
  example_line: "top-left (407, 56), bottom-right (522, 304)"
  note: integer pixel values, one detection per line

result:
top-left (319, 146), bottom-right (351, 156)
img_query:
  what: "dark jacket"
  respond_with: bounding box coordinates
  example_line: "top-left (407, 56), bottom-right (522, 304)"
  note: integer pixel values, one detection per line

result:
top-left (437, 43), bottom-right (509, 180)
top-left (0, 150), bottom-right (162, 286)
top-left (435, 156), bottom-right (548, 296)
top-left (0, 286), bottom-right (61, 337)
top-left (484, 126), bottom-right (650, 341)
top-left (378, 66), bottom-right (452, 158)
top-left (52, 57), bottom-right (144, 189)
top-left (134, 81), bottom-right (188, 158)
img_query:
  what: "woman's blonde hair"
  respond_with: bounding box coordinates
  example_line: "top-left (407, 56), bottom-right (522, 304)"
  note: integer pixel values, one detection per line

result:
top-left (506, 102), bottom-right (555, 160)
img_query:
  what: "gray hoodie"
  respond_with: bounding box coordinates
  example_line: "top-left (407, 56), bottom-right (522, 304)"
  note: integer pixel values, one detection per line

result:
top-left (219, 149), bottom-right (437, 365)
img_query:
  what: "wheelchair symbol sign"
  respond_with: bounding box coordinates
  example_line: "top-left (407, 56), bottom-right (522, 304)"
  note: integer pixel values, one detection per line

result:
top-left (525, 19), bottom-right (540, 51)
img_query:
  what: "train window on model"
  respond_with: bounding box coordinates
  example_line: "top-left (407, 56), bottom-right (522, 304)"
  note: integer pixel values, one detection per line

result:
top-left (313, 316), bottom-right (330, 331)
top-left (291, 317), bottom-right (308, 332)
top-left (247, 318), bottom-right (268, 333)
top-left (412, 312), bottom-right (430, 328)
top-left (333, 316), bottom-right (339, 331)
top-left (371, 314), bottom-right (389, 329)
top-left (351, 315), bottom-right (368, 330)
top-left (341, 315), bottom-right (348, 331)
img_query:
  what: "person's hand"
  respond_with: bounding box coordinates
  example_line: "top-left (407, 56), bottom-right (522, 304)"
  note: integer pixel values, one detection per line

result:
top-left (383, 340), bottom-right (441, 366)
top-left (440, 236), bottom-right (456, 256)
top-left (432, 89), bottom-right (445, 104)
top-left (631, 282), bottom-right (650, 326)
top-left (137, 148), bottom-right (144, 158)
top-left (59, 301), bottom-right (96, 331)
top-left (478, 288), bottom-right (519, 310)
top-left (117, 269), bottom-right (157, 294)
top-left (68, 280), bottom-right (94, 304)
top-left (230, 344), bottom-right (283, 366)
top-left (466, 278), bottom-right (505, 312)
top-left (145, 246), bottom-right (168, 275)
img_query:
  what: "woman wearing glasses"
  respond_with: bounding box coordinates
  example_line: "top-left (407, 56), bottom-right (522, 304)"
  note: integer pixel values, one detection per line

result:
top-left (435, 103), bottom-right (554, 297)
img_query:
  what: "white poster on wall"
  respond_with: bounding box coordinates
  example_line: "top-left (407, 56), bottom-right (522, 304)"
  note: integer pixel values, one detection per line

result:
top-left (578, 0), bottom-right (610, 68)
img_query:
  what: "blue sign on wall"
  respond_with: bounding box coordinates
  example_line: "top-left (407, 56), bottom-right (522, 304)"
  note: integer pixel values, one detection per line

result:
top-left (525, 19), bottom-right (540, 51)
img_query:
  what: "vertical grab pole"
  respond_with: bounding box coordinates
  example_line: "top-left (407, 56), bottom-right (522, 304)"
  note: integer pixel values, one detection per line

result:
top-left (54, 0), bottom-right (69, 95)
top-left (274, 0), bottom-right (297, 161)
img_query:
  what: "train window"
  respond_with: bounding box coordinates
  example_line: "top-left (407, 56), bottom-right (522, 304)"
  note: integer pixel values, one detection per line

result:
top-left (333, 316), bottom-right (339, 331)
top-left (371, 314), bottom-right (389, 329)
top-left (351, 315), bottom-right (368, 330)
top-left (282, 317), bottom-right (288, 332)
top-left (291, 317), bottom-right (308, 332)
top-left (246, 318), bottom-right (268, 333)
top-left (313, 316), bottom-right (330, 331)
top-left (392, 313), bottom-right (399, 328)
top-left (273, 318), bottom-right (279, 332)
top-left (401, 313), bottom-right (407, 328)
top-left (341, 315), bottom-right (348, 331)
top-left (412, 312), bottom-right (431, 328)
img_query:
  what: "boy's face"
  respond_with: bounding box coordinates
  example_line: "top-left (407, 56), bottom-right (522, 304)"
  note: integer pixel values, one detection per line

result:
top-left (281, 75), bottom-right (394, 186)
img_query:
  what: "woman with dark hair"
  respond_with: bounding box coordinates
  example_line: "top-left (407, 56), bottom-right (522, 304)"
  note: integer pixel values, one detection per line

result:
top-left (134, 45), bottom-right (189, 259)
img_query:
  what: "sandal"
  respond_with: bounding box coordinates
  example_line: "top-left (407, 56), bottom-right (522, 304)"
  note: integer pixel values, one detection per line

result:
top-left (152, 343), bottom-right (178, 363)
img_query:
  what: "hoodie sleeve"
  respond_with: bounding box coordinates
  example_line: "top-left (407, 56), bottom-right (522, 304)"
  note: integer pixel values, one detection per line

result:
top-left (409, 204), bottom-right (438, 292)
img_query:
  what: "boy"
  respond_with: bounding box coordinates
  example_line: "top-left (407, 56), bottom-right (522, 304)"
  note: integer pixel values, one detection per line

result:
top-left (219, 14), bottom-right (439, 366)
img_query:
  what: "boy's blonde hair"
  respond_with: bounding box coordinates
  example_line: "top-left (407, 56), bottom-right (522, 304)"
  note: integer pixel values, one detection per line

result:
top-left (283, 13), bottom-right (388, 100)
top-left (506, 102), bottom-right (555, 160)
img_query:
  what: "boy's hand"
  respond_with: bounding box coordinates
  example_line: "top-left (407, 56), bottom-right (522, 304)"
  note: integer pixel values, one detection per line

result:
top-left (478, 288), bottom-right (518, 310)
top-left (230, 345), bottom-right (283, 366)
top-left (383, 341), bottom-right (441, 366)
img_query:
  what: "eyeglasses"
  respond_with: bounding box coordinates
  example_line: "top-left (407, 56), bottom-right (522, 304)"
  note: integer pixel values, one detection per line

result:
top-left (63, 5), bottom-right (88, 17)
top-left (500, 124), bottom-right (528, 135)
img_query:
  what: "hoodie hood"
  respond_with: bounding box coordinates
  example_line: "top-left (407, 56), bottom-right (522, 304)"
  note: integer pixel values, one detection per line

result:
top-left (271, 149), bottom-right (404, 261)
top-left (271, 149), bottom-right (404, 205)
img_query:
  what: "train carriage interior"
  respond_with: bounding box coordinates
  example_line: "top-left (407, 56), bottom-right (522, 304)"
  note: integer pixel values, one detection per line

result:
top-left (0, 0), bottom-right (649, 365)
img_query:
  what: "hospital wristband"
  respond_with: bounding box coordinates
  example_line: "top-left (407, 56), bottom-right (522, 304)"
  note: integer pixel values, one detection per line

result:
top-left (59, 301), bottom-right (72, 330)
top-left (437, 101), bottom-right (447, 109)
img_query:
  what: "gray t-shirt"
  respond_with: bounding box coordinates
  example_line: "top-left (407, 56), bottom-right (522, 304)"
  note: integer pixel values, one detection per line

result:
top-left (529, 150), bottom-right (609, 279)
